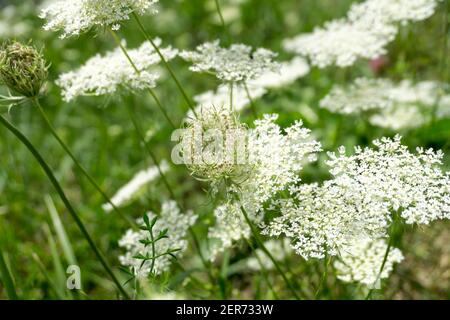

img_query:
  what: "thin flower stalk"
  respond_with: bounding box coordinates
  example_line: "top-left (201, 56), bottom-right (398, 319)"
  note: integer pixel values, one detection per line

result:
top-left (0, 114), bottom-right (130, 299)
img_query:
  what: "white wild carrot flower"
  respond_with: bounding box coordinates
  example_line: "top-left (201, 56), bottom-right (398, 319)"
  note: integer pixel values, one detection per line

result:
top-left (265, 136), bottom-right (450, 259)
top-left (57, 39), bottom-right (178, 102)
top-left (40, 0), bottom-right (159, 38)
top-left (334, 237), bottom-right (404, 286)
top-left (119, 200), bottom-right (197, 277)
top-left (320, 78), bottom-right (450, 129)
top-left (180, 40), bottom-right (280, 83)
top-left (284, 0), bottom-right (442, 68)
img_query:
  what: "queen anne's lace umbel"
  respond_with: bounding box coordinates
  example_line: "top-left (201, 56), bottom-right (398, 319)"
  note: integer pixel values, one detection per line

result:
top-left (284, 0), bottom-right (442, 67)
top-left (180, 41), bottom-right (280, 82)
top-left (119, 201), bottom-right (197, 277)
top-left (57, 39), bottom-right (178, 101)
top-left (265, 136), bottom-right (450, 259)
top-left (334, 237), bottom-right (404, 286)
top-left (320, 78), bottom-right (450, 130)
top-left (40, 0), bottom-right (159, 38)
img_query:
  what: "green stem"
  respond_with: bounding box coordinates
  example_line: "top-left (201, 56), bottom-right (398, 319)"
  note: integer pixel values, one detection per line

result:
top-left (108, 28), bottom-right (177, 128)
top-left (314, 255), bottom-right (331, 299)
top-left (214, 0), bottom-right (230, 44)
top-left (0, 248), bottom-right (18, 300)
top-left (32, 98), bottom-right (137, 229)
top-left (130, 14), bottom-right (198, 118)
top-left (125, 102), bottom-right (215, 282)
top-left (245, 239), bottom-right (279, 299)
top-left (238, 203), bottom-right (301, 300)
top-left (0, 114), bottom-right (130, 299)
top-left (244, 82), bottom-right (258, 119)
top-left (365, 238), bottom-right (393, 300)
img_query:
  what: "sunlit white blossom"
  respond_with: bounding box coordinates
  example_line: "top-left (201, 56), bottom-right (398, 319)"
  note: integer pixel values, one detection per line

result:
top-left (102, 161), bottom-right (169, 212)
top-left (57, 39), bottom-right (178, 101)
top-left (119, 200), bottom-right (197, 277)
top-left (180, 41), bottom-right (280, 82)
top-left (249, 57), bottom-right (310, 89)
top-left (265, 136), bottom-right (450, 259)
top-left (284, 0), bottom-right (442, 67)
top-left (321, 78), bottom-right (450, 129)
top-left (334, 237), bottom-right (404, 286)
top-left (40, 0), bottom-right (159, 38)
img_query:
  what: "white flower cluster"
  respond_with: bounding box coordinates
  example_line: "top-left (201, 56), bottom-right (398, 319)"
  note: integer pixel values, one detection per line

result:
top-left (246, 239), bottom-right (292, 272)
top-left (119, 200), bottom-right (197, 277)
top-left (334, 237), bottom-right (404, 286)
top-left (239, 114), bottom-right (321, 216)
top-left (284, 0), bottom-right (442, 67)
top-left (321, 78), bottom-right (450, 130)
top-left (205, 114), bottom-right (321, 259)
top-left (40, 0), bottom-right (159, 38)
top-left (180, 41), bottom-right (280, 82)
top-left (265, 136), bottom-right (450, 260)
top-left (57, 39), bottom-right (178, 102)
top-left (102, 161), bottom-right (169, 212)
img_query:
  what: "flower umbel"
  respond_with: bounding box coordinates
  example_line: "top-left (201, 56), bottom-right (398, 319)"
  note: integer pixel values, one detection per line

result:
top-left (0, 41), bottom-right (48, 98)
top-left (180, 40), bottom-right (280, 83)
top-left (40, 0), bottom-right (159, 38)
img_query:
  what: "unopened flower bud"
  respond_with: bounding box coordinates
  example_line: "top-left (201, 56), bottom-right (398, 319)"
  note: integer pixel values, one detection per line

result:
top-left (0, 41), bottom-right (48, 98)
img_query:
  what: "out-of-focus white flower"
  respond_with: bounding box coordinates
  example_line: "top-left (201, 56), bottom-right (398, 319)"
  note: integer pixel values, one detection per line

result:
top-left (57, 39), bottom-right (178, 101)
top-left (40, 0), bottom-right (159, 38)
top-left (205, 114), bottom-right (321, 260)
top-left (334, 237), bottom-right (404, 286)
top-left (102, 161), bottom-right (169, 212)
top-left (321, 78), bottom-right (450, 130)
top-left (0, 5), bottom-right (32, 39)
top-left (246, 239), bottom-right (292, 271)
top-left (249, 57), bottom-right (310, 89)
top-left (284, 19), bottom-right (396, 68)
top-left (284, 0), bottom-right (442, 68)
top-left (180, 41), bottom-right (280, 83)
top-left (265, 136), bottom-right (450, 259)
top-left (119, 201), bottom-right (197, 277)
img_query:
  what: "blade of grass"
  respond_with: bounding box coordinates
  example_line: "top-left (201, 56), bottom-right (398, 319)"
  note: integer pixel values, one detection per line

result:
top-left (45, 195), bottom-right (77, 266)
top-left (0, 248), bottom-right (18, 300)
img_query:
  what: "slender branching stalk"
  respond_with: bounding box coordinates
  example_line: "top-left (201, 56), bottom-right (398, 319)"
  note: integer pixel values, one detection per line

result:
top-left (244, 82), bottom-right (258, 119)
top-left (238, 202), bottom-right (301, 300)
top-left (130, 13), bottom-right (198, 118)
top-left (31, 98), bottom-right (137, 229)
top-left (0, 114), bottom-right (130, 299)
top-left (108, 28), bottom-right (177, 129)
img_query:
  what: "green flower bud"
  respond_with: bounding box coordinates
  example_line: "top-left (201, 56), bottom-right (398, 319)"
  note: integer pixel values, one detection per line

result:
top-left (0, 41), bottom-right (48, 98)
